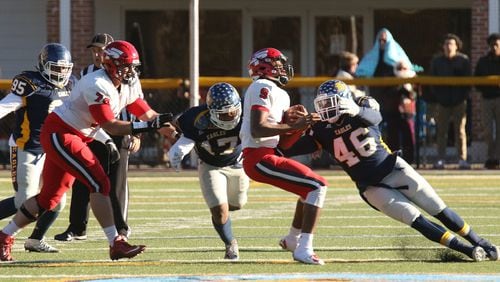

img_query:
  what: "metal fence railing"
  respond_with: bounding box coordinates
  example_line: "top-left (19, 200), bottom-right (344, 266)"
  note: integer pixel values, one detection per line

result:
top-left (0, 76), bottom-right (498, 169)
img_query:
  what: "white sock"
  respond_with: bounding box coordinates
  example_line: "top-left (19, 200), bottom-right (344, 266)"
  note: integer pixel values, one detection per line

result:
top-left (3, 221), bottom-right (21, 237)
top-left (297, 233), bottom-right (314, 253)
top-left (288, 226), bottom-right (301, 238)
top-left (103, 226), bottom-right (119, 246)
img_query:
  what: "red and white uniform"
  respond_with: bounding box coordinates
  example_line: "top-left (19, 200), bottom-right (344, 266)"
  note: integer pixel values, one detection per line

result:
top-left (240, 79), bottom-right (327, 206)
top-left (240, 79), bottom-right (290, 149)
top-left (38, 70), bottom-right (150, 210)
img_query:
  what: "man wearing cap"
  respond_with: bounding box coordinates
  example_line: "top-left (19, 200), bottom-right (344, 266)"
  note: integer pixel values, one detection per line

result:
top-left (82, 33), bottom-right (115, 76)
top-left (55, 33), bottom-right (141, 241)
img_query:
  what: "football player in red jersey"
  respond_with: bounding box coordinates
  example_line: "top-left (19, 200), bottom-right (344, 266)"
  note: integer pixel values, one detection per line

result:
top-left (239, 47), bottom-right (327, 265)
top-left (55, 33), bottom-right (139, 242)
top-left (0, 40), bottom-right (171, 261)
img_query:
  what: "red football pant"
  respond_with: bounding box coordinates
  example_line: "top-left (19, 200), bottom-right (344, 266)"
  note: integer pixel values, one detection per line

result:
top-left (242, 147), bottom-right (327, 199)
top-left (37, 113), bottom-right (110, 210)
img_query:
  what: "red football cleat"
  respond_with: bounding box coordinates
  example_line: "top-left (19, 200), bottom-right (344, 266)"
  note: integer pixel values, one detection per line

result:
top-left (0, 231), bottom-right (14, 261)
top-left (109, 235), bottom-right (145, 260)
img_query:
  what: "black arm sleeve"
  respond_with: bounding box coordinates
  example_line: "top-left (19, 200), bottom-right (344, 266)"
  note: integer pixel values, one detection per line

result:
top-left (281, 134), bottom-right (319, 158)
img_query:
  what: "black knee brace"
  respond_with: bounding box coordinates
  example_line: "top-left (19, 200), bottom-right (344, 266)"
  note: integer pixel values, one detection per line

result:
top-left (19, 196), bottom-right (46, 222)
top-left (19, 204), bottom-right (38, 222)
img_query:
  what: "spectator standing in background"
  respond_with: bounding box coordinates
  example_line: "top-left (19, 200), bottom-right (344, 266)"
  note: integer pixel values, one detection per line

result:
top-left (335, 51), bottom-right (365, 98)
top-left (475, 33), bottom-right (500, 169)
top-left (429, 33), bottom-right (471, 169)
top-left (392, 60), bottom-right (418, 163)
top-left (356, 28), bottom-right (419, 163)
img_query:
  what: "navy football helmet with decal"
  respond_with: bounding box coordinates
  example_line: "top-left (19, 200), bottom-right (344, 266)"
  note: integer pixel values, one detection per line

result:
top-left (206, 82), bottom-right (242, 130)
top-left (38, 43), bottom-right (73, 89)
top-left (314, 80), bottom-right (353, 123)
top-left (103, 40), bottom-right (141, 84)
top-left (247, 48), bottom-right (294, 86)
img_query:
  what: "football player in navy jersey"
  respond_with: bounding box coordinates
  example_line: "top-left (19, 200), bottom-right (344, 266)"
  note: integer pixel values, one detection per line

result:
top-left (165, 82), bottom-right (249, 260)
top-left (0, 43), bottom-right (73, 253)
top-left (283, 79), bottom-right (499, 262)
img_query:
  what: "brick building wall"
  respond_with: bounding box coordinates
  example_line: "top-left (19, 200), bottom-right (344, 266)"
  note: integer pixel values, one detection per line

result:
top-left (471, 0), bottom-right (490, 141)
top-left (48, 0), bottom-right (492, 142)
top-left (47, 0), bottom-right (94, 75)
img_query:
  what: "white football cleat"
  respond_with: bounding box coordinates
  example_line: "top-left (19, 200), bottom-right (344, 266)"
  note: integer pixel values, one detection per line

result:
top-left (24, 238), bottom-right (59, 253)
top-left (224, 239), bottom-right (239, 260)
top-left (293, 250), bottom-right (325, 265)
top-left (471, 246), bottom-right (486, 262)
top-left (279, 235), bottom-right (298, 252)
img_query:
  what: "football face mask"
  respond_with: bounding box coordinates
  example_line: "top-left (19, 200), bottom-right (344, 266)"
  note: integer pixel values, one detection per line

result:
top-left (314, 94), bottom-right (341, 123)
top-left (314, 80), bottom-right (353, 123)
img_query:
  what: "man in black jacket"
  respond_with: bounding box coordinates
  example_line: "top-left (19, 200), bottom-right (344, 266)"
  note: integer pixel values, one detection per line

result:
top-left (429, 33), bottom-right (472, 169)
top-left (475, 33), bottom-right (500, 169)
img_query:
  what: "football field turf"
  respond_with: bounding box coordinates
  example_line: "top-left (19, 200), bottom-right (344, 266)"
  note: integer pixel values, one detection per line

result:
top-left (0, 168), bottom-right (499, 281)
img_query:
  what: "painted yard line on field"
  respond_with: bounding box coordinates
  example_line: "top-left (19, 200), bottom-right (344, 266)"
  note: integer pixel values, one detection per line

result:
top-left (5, 245), bottom-right (449, 253)
top-left (94, 272), bottom-right (500, 282)
top-left (0, 257), bottom-right (476, 268)
top-left (2, 272), bottom-right (500, 282)
top-left (124, 174), bottom-right (500, 182)
top-left (95, 186), bottom-right (500, 194)
top-left (3, 273), bottom-right (500, 282)
top-left (0, 173), bottom-right (498, 183)
top-left (64, 200), bottom-right (500, 206)
top-left (99, 206), bottom-right (500, 212)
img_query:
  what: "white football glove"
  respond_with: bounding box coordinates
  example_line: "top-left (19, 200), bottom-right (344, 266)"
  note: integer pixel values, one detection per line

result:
top-left (337, 97), bottom-right (360, 117)
top-left (169, 151), bottom-right (184, 172)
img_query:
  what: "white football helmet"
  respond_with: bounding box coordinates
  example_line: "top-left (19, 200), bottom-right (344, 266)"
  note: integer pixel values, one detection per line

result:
top-left (314, 80), bottom-right (353, 123)
top-left (206, 82), bottom-right (242, 130)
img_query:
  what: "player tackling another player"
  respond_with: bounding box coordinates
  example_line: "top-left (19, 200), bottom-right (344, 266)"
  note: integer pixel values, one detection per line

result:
top-left (282, 79), bottom-right (499, 262)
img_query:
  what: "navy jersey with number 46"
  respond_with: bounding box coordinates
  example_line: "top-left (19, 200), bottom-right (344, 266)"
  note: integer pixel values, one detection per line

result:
top-left (285, 97), bottom-right (397, 190)
top-left (177, 104), bottom-right (242, 167)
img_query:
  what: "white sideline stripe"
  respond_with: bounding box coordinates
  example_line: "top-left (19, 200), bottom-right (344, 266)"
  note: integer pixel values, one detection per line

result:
top-left (3, 272), bottom-right (500, 282)
top-left (0, 257), bottom-right (462, 267)
top-left (7, 245), bottom-right (445, 252)
top-left (124, 174), bottom-right (500, 181)
top-left (0, 173), bottom-right (500, 183)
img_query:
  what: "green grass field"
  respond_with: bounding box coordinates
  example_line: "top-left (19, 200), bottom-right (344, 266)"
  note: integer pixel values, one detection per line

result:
top-left (0, 168), bottom-right (499, 281)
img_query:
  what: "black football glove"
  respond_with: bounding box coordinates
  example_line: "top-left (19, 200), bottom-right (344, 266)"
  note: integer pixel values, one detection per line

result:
top-left (149, 113), bottom-right (174, 129)
top-left (131, 113), bottom-right (174, 134)
top-left (105, 139), bottom-right (120, 164)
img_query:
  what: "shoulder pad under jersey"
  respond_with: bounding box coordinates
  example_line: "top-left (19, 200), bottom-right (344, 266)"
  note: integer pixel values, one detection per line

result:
top-left (10, 71), bottom-right (41, 97)
top-left (357, 96), bottom-right (380, 111)
top-left (193, 109), bottom-right (211, 130)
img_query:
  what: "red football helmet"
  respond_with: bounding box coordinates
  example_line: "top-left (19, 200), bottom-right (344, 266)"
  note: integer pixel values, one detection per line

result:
top-left (247, 48), bottom-right (294, 86)
top-left (103, 40), bottom-right (141, 84)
